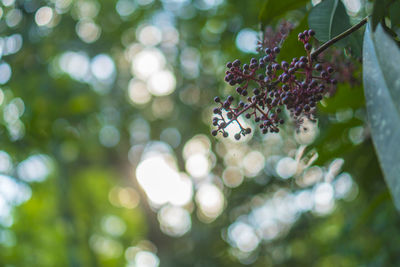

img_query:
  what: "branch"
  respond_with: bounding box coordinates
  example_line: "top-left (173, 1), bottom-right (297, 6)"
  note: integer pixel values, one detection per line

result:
top-left (311, 16), bottom-right (368, 60)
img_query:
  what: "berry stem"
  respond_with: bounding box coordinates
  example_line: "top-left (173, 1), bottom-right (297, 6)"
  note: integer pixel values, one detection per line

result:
top-left (218, 101), bottom-right (257, 129)
top-left (255, 105), bottom-right (268, 118)
top-left (311, 16), bottom-right (368, 60)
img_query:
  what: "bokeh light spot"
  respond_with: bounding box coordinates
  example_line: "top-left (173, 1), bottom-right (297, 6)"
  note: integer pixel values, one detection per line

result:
top-left (131, 49), bottom-right (166, 79)
top-left (0, 62), bottom-right (12, 84)
top-left (158, 205), bottom-right (191, 237)
top-left (128, 79), bottom-right (151, 105)
top-left (147, 70), bottom-right (176, 96)
top-left (99, 125), bottom-right (120, 147)
top-left (276, 157), bottom-right (298, 179)
top-left (76, 19), bottom-right (101, 43)
top-left (235, 29), bottom-right (258, 54)
top-left (228, 222), bottom-right (260, 252)
top-left (35, 6), bottom-right (54, 26)
top-left (195, 183), bottom-right (224, 221)
top-left (91, 54), bottom-right (116, 82)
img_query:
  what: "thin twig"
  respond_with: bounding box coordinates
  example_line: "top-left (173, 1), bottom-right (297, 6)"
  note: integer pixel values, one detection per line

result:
top-left (311, 16), bottom-right (368, 60)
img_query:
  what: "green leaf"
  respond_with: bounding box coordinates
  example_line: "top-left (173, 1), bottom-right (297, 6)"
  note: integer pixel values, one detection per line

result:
top-left (390, 1), bottom-right (400, 27)
top-left (259, 0), bottom-right (309, 27)
top-left (363, 23), bottom-right (400, 211)
top-left (308, 0), bottom-right (351, 43)
top-left (372, 0), bottom-right (387, 31)
top-left (278, 15), bottom-right (308, 62)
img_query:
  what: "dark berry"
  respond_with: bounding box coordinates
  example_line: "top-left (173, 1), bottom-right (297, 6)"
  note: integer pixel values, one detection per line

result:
top-left (300, 56), bottom-right (307, 62)
top-left (281, 74), bottom-right (289, 83)
top-left (223, 101), bottom-right (230, 109)
top-left (234, 133), bottom-right (241, 140)
top-left (233, 59), bottom-right (241, 67)
top-left (273, 63), bottom-right (281, 70)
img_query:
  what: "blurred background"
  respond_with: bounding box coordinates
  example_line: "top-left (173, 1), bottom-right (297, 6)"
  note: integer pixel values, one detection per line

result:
top-left (0, 0), bottom-right (399, 266)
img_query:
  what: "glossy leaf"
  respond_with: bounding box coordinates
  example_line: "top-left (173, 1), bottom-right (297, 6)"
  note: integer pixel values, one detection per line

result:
top-left (363, 23), bottom-right (400, 211)
top-left (308, 0), bottom-right (350, 43)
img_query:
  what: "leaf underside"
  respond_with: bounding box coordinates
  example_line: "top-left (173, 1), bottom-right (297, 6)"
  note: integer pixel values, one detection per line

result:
top-left (363, 23), bottom-right (400, 211)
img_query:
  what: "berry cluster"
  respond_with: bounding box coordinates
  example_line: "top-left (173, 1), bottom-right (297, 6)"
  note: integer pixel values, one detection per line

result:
top-left (212, 29), bottom-right (337, 140)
